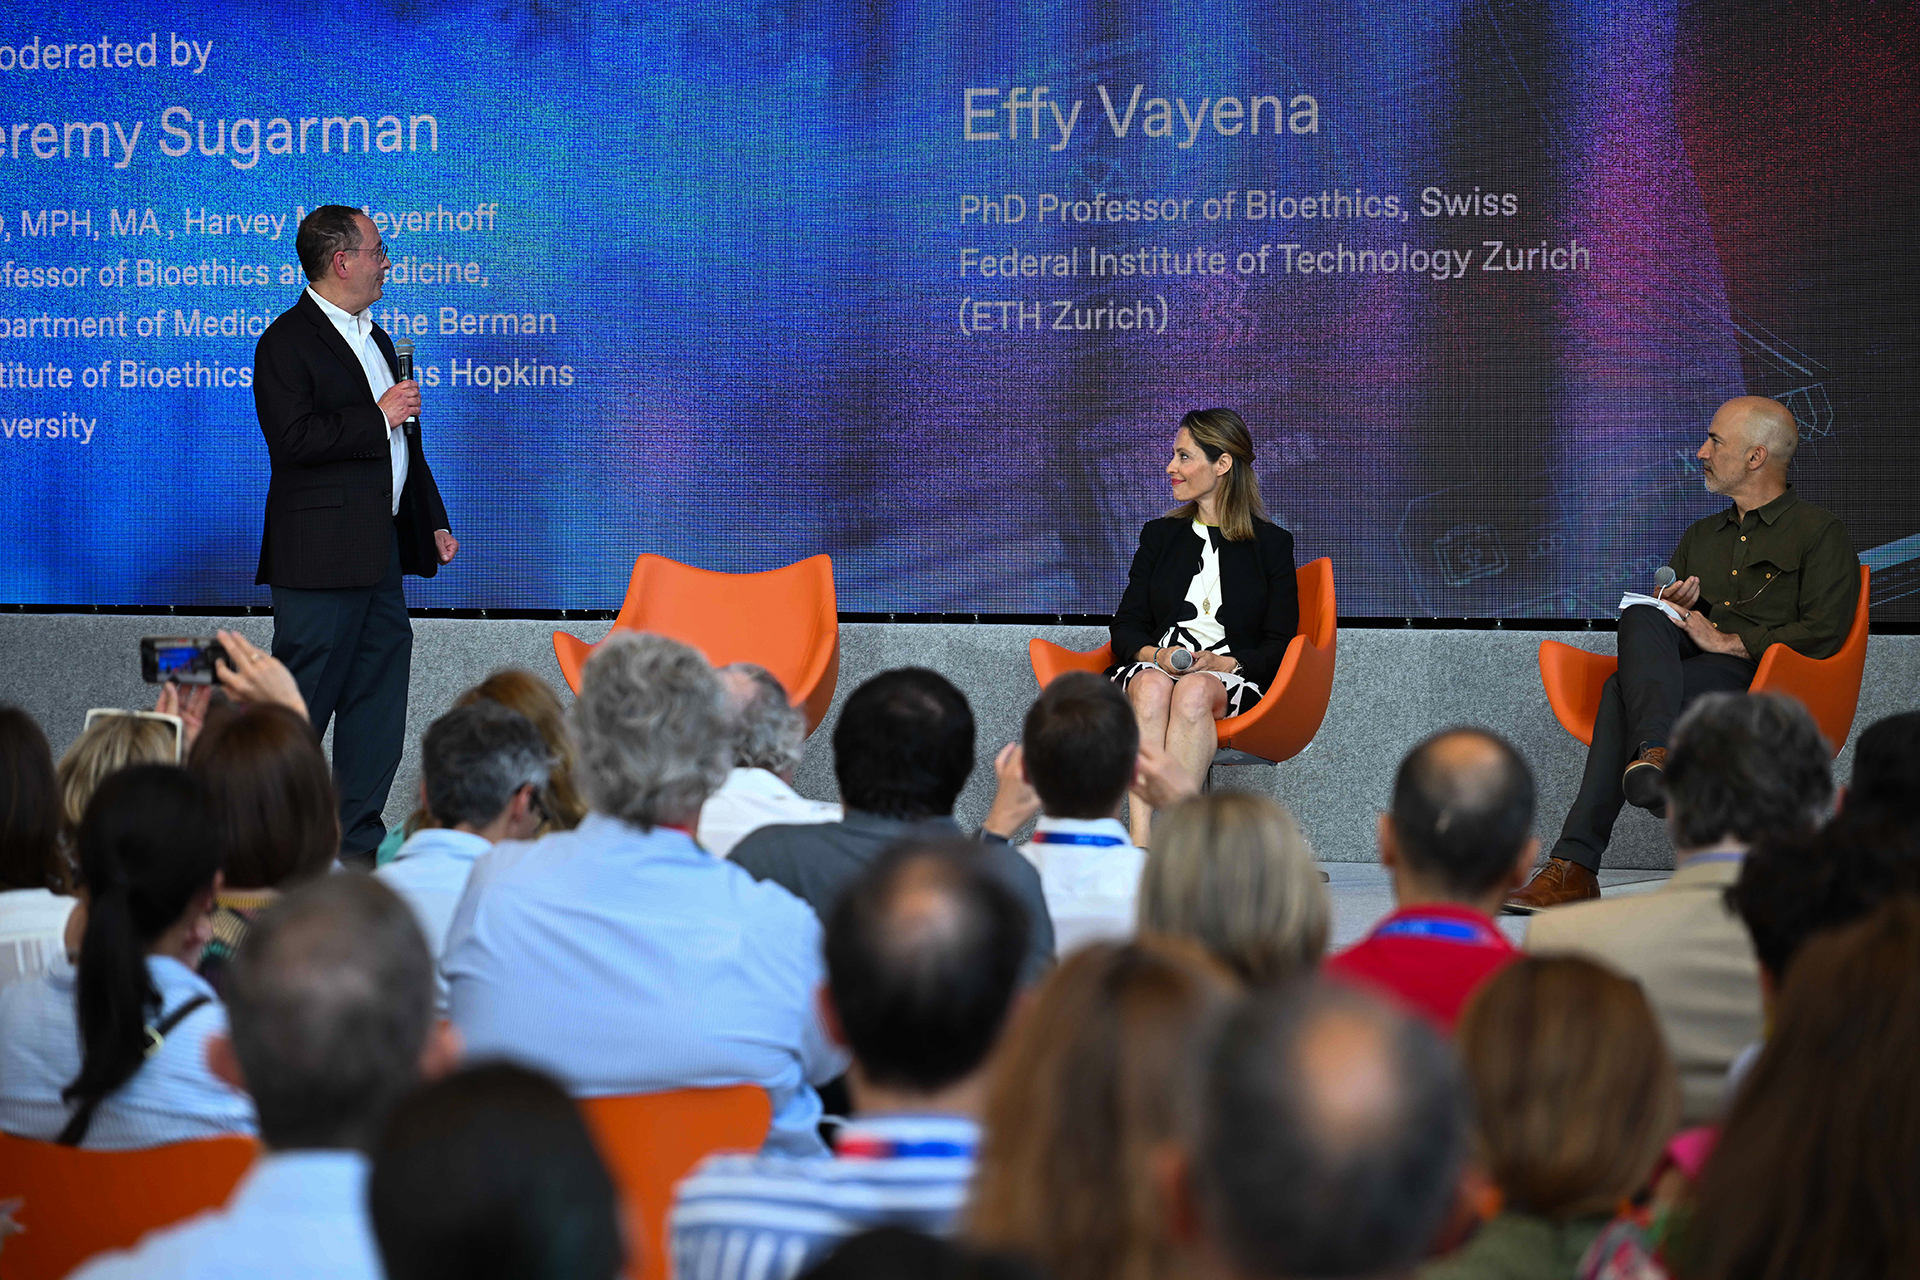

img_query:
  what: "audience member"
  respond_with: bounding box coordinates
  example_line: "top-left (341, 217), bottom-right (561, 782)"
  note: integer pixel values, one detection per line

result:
top-left (444, 632), bottom-right (846, 1156)
top-left (966, 939), bottom-right (1237, 1280)
top-left (1528, 692), bottom-right (1832, 1123)
top-left (0, 705), bottom-right (77, 985)
top-left (1166, 981), bottom-right (1467, 1280)
top-left (1843, 708), bottom-right (1920, 827)
top-left (371, 1062), bottom-right (622, 1280)
top-left (1138, 792), bottom-right (1328, 984)
top-left (56, 710), bottom-right (179, 835)
top-left (732, 667), bottom-right (1054, 977)
top-left (1684, 896), bottom-right (1920, 1280)
top-left (377, 702), bottom-right (548, 983)
top-left (801, 1228), bottom-right (1043, 1280)
top-left (72, 874), bottom-right (455, 1279)
top-left (188, 704), bottom-right (339, 993)
top-left (1328, 729), bottom-right (1534, 1031)
top-left (674, 838), bottom-right (1029, 1273)
top-left (1422, 956), bottom-right (1680, 1280)
top-left (0, 766), bottom-right (253, 1147)
top-left (375, 668), bottom-right (585, 866)
top-left (1012, 672), bottom-right (1147, 955)
top-left (698, 662), bottom-right (840, 858)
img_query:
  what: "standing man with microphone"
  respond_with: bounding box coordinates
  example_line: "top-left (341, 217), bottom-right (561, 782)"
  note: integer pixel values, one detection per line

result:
top-left (1506, 396), bottom-right (1857, 912)
top-left (253, 205), bottom-right (457, 867)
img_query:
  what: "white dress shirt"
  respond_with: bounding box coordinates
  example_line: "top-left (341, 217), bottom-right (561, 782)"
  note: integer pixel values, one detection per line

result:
top-left (698, 768), bottom-right (842, 859)
top-left (305, 286), bottom-right (406, 515)
top-left (0, 887), bottom-right (77, 987)
top-left (374, 826), bottom-right (493, 1007)
top-left (69, 1150), bottom-right (380, 1280)
top-left (1017, 816), bottom-right (1145, 958)
top-left (0, 954), bottom-right (256, 1148)
top-left (443, 813), bottom-right (848, 1157)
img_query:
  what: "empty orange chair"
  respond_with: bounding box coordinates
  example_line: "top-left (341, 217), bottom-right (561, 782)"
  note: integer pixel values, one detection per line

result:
top-left (553, 554), bottom-right (840, 734)
top-left (579, 1085), bottom-right (771, 1280)
top-left (1539, 565), bottom-right (1871, 756)
top-left (1028, 558), bottom-right (1338, 766)
top-left (0, 1132), bottom-right (257, 1280)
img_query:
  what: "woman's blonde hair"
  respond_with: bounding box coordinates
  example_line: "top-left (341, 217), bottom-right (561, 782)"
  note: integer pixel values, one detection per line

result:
top-left (1457, 956), bottom-right (1680, 1219)
top-left (56, 715), bottom-right (179, 833)
top-left (1138, 792), bottom-right (1328, 984)
top-left (1165, 408), bottom-right (1269, 541)
top-left (967, 939), bottom-right (1238, 1280)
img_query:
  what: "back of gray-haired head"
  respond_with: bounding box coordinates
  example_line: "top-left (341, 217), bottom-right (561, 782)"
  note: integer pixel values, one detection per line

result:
top-left (1198, 980), bottom-right (1467, 1279)
top-left (1666, 692), bottom-right (1832, 850)
top-left (573, 632), bottom-right (730, 830)
top-left (422, 702), bottom-right (551, 830)
top-left (226, 875), bottom-right (435, 1151)
top-left (720, 663), bottom-right (806, 776)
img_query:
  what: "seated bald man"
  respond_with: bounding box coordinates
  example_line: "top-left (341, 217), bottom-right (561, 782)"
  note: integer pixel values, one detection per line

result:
top-left (1509, 396), bottom-right (1858, 912)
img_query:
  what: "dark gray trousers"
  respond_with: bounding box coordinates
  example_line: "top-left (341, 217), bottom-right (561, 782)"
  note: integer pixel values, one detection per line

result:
top-left (1550, 604), bottom-right (1754, 871)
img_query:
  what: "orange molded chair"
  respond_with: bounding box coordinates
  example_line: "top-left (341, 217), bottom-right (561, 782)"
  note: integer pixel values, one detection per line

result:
top-left (554, 554), bottom-right (840, 734)
top-left (1539, 565), bottom-right (1871, 756)
top-left (1028, 558), bottom-right (1338, 765)
top-left (0, 1133), bottom-right (257, 1280)
top-left (579, 1085), bottom-right (772, 1280)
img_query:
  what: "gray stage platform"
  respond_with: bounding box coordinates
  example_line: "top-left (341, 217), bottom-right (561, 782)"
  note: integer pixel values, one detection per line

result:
top-left (3, 616), bottom-right (1914, 869)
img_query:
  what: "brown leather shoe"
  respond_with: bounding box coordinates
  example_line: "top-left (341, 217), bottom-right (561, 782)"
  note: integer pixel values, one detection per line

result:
top-left (1622, 745), bottom-right (1669, 815)
top-left (1502, 857), bottom-right (1600, 915)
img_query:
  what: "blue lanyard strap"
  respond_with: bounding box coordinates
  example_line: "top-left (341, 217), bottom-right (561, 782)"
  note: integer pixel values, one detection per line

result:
top-left (1031, 831), bottom-right (1127, 847)
top-left (1372, 915), bottom-right (1505, 948)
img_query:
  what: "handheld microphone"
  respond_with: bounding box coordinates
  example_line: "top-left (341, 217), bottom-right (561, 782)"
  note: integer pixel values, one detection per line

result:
top-left (393, 338), bottom-right (419, 430)
top-left (1653, 565), bottom-right (1676, 598)
top-left (1166, 647), bottom-right (1195, 672)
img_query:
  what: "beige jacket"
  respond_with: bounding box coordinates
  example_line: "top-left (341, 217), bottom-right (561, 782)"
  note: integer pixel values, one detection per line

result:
top-left (1526, 851), bottom-right (1760, 1124)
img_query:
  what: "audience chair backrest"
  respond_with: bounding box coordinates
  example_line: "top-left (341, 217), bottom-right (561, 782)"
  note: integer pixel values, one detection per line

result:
top-left (0, 1132), bottom-right (258, 1280)
top-left (579, 1085), bottom-right (772, 1280)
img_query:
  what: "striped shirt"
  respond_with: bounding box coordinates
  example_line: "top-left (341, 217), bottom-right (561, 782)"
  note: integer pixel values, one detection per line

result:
top-left (670, 1115), bottom-right (979, 1280)
top-left (0, 954), bottom-right (256, 1148)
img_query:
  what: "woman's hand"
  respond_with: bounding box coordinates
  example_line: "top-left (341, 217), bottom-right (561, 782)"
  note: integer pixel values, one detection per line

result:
top-left (212, 629), bottom-right (310, 719)
top-left (155, 681), bottom-right (214, 753)
top-left (1187, 652), bottom-right (1239, 674)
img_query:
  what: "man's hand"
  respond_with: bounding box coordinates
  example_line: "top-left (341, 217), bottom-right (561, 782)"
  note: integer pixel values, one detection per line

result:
top-left (435, 529), bottom-right (458, 564)
top-left (980, 742), bottom-right (1043, 839)
top-left (1658, 574), bottom-right (1701, 609)
top-left (1669, 606), bottom-right (1748, 657)
top-left (377, 379), bottom-right (420, 428)
top-left (212, 629), bottom-right (310, 719)
top-left (1133, 742), bottom-right (1200, 812)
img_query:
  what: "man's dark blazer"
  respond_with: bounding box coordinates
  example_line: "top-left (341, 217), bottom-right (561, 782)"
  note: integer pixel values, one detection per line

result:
top-left (1109, 516), bottom-right (1300, 694)
top-left (252, 291), bottom-right (451, 589)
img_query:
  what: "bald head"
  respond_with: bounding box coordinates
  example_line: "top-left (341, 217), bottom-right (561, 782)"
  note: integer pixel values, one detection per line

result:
top-left (1198, 982), bottom-right (1467, 1280)
top-left (1718, 396), bottom-right (1798, 471)
top-left (1389, 728), bottom-right (1536, 899)
top-left (718, 662), bottom-right (805, 775)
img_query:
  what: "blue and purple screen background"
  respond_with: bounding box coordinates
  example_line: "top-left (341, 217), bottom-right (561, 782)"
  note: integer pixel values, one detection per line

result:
top-left (1, 0), bottom-right (1914, 619)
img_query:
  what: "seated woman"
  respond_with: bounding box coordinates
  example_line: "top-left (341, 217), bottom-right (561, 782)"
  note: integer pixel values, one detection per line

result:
top-left (1423, 955), bottom-right (1678, 1280)
top-left (1108, 409), bottom-right (1298, 844)
top-left (0, 765), bottom-right (255, 1147)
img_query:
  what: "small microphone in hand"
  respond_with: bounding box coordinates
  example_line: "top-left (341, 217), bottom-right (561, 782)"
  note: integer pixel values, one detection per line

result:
top-left (393, 338), bottom-right (420, 429)
top-left (1653, 565), bottom-right (1676, 598)
top-left (1166, 647), bottom-right (1194, 672)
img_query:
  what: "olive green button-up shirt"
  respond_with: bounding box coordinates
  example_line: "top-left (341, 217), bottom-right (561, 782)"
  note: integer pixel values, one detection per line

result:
top-left (1670, 485), bottom-right (1858, 661)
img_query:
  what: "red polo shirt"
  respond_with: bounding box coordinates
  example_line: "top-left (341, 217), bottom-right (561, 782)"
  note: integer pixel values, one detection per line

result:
top-left (1325, 903), bottom-right (1519, 1033)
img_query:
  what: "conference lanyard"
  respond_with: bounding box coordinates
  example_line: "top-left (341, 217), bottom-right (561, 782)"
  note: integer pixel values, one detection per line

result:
top-left (1371, 913), bottom-right (1507, 949)
top-left (1030, 831), bottom-right (1127, 847)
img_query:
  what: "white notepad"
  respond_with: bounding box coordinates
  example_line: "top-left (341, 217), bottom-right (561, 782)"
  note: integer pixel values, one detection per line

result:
top-left (1619, 591), bottom-right (1685, 622)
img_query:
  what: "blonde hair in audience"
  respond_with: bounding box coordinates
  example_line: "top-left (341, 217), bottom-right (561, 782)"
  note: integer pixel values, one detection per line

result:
top-left (1457, 956), bottom-right (1679, 1220)
top-left (967, 939), bottom-right (1237, 1280)
top-left (55, 715), bottom-right (179, 833)
top-left (1137, 792), bottom-right (1328, 984)
top-left (456, 669), bottom-right (585, 831)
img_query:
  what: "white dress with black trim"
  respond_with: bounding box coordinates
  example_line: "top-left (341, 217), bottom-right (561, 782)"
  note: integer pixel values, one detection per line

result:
top-left (1107, 520), bottom-right (1262, 717)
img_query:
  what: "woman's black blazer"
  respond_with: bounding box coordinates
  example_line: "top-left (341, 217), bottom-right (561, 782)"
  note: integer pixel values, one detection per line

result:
top-left (1109, 517), bottom-right (1300, 695)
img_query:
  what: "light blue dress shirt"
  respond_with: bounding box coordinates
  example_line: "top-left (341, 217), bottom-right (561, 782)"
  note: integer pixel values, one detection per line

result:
top-left (0, 954), bottom-right (256, 1148)
top-left (68, 1150), bottom-right (379, 1280)
top-left (375, 826), bottom-right (492, 1004)
top-left (444, 812), bottom-right (847, 1157)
